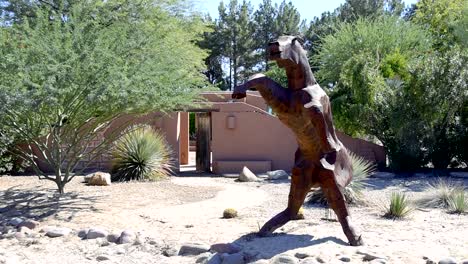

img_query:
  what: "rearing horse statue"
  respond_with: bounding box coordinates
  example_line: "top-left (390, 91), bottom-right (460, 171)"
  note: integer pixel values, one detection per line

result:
top-left (232, 35), bottom-right (363, 246)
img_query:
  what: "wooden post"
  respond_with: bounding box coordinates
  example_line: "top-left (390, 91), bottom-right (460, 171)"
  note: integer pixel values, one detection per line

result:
top-left (196, 112), bottom-right (211, 172)
top-left (179, 112), bottom-right (189, 165)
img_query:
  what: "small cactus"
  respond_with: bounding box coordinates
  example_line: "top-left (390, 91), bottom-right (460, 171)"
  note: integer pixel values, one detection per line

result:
top-left (223, 208), bottom-right (238, 219)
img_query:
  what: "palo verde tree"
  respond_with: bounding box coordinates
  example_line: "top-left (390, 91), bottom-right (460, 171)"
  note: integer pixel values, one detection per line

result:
top-left (0, 0), bottom-right (208, 193)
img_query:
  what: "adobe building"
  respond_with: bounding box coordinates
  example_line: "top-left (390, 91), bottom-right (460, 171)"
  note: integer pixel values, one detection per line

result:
top-left (35, 91), bottom-right (386, 174)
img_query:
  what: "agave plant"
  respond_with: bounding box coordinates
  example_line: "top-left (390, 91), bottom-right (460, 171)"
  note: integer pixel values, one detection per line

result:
top-left (111, 126), bottom-right (173, 181)
top-left (418, 179), bottom-right (465, 208)
top-left (307, 152), bottom-right (376, 206)
top-left (384, 192), bottom-right (413, 219)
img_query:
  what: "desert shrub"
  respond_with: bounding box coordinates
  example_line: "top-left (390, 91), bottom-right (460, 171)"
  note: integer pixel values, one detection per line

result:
top-left (448, 190), bottom-right (467, 214)
top-left (223, 208), bottom-right (238, 219)
top-left (384, 192), bottom-right (413, 219)
top-left (307, 152), bottom-right (375, 205)
top-left (111, 126), bottom-right (173, 182)
top-left (418, 179), bottom-right (464, 208)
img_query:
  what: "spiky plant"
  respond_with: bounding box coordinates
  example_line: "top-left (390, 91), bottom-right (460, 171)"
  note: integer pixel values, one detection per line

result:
top-left (384, 192), bottom-right (413, 219)
top-left (418, 179), bottom-right (464, 208)
top-left (448, 190), bottom-right (467, 214)
top-left (307, 152), bottom-right (376, 206)
top-left (111, 126), bottom-right (173, 181)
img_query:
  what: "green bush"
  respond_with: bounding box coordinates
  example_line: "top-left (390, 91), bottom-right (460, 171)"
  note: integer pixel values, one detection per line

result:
top-left (448, 190), bottom-right (467, 214)
top-left (111, 126), bottom-right (173, 181)
top-left (384, 192), bottom-right (413, 219)
top-left (307, 152), bottom-right (375, 205)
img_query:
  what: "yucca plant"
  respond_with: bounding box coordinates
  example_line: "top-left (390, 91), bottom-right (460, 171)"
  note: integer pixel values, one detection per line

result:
top-left (111, 126), bottom-right (173, 181)
top-left (418, 179), bottom-right (464, 208)
top-left (384, 192), bottom-right (413, 219)
top-left (307, 152), bottom-right (376, 206)
top-left (448, 190), bottom-right (467, 214)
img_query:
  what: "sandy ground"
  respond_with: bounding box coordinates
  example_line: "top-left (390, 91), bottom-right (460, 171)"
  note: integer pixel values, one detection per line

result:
top-left (0, 174), bottom-right (467, 264)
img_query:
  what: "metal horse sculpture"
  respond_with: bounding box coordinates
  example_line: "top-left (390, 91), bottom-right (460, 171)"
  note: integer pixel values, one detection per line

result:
top-left (232, 36), bottom-right (363, 246)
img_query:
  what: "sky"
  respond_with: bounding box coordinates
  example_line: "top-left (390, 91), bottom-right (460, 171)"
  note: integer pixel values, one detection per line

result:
top-left (194, 0), bottom-right (419, 22)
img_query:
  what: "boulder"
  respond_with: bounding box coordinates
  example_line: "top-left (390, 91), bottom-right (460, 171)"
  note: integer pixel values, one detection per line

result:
top-left (210, 243), bottom-right (242, 254)
top-left (438, 257), bottom-right (457, 264)
top-left (18, 219), bottom-right (40, 230)
top-left (87, 172), bottom-right (111, 186)
top-left (267, 170), bottom-right (289, 180)
top-left (106, 233), bottom-right (120, 243)
top-left (45, 227), bottom-right (71, 238)
top-left (238, 167), bottom-right (259, 182)
top-left (77, 229), bottom-right (89, 239)
top-left (118, 230), bottom-right (136, 244)
top-left (87, 228), bottom-right (108, 239)
top-left (162, 246), bottom-right (179, 257)
top-left (179, 243), bottom-right (210, 256)
top-left (7, 217), bottom-right (23, 227)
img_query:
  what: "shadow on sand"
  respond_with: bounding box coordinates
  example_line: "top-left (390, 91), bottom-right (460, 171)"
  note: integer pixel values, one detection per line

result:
top-left (0, 185), bottom-right (104, 222)
top-left (209, 232), bottom-right (348, 262)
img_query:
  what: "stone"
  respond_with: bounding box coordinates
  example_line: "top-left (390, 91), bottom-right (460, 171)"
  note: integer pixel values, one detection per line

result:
top-left (87, 228), bottom-right (108, 239)
top-left (179, 243), bottom-right (210, 256)
top-left (426, 260), bottom-right (436, 264)
top-left (294, 252), bottom-right (312, 259)
top-left (270, 254), bottom-right (299, 264)
top-left (77, 229), bottom-right (89, 239)
top-left (210, 243), bottom-right (242, 254)
top-left (45, 227), bottom-right (71, 237)
top-left (162, 246), bottom-right (179, 257)
top-left (18, 226), bottom-right (33, 235)
top-left (7, 218), bottom-right (23, 227)
top-left (207, 254), bottom-right (223, 264)
top-left (118, 230), bottom-right (135, 244)
top-left (438, 257), bottom-right (457, 264)
top-left (18, 219), bottom-right (40, 230)
top-left (14, 232), bottom-right (26, 240)
top-left (299, 258), bottom-right (320, 264)
top-left (356, 249), bottom-right (387, 262)
top-left (106, 233), bottom-right (120, 243)
top-left (221, 253), bottom-right (245, 264)
top-left (96, 255), bottom-right (111, 261)
top-left (196, 252), bottom-right (214, 263)
top-left (267, 170), bottom-right (289, 180)
top-left (87, 172), bottom-right (111, 186)
top-left (238, 166), bottom-right (259, 182)
top-left (339, 255), bottom-right (351, 262)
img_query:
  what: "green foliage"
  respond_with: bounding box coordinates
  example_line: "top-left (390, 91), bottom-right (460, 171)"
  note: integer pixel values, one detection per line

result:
top-left (111, 126), bottom-right (173, 182)
top-left (307, 152), bottom-right (375, 205)
top-left (418, 179), bottom-right (465, 208)
top-left (222, 208), bottom-right (238, 219)
top-left (448, 189), bottom-right (467, 214)
top-left (384, 192), bottom-right (413, 219)
top-left (265, 63), bottom-right (288, 88)
top-left (0, 0), bottom-right (208, 193)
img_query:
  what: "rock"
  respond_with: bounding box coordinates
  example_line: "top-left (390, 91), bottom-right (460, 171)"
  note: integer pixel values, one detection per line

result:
top-left (356, 249), bottom-right (387, 262)
top-left (7, 218), bottom-right (23, 227)
top-left (87, 172), bottom-right (111, 186)
top-left (96, 238), bottom-right (110, 247)
top-left (438, 257), bottom-right (457, 264)
top-left (294, 252), bottom-right (311, 259)
top-left (45, 227), bottom-right (71, 237)
top-left (299, 258), bottom-right (320, 264)
top-left (267, 170), bottom-right (289, 180)
top-left (14, 232), bottom-right (25, 240)
top-left (314, 256), bottom-right (326, 263)
top-left (426, 260), bottom-right (436, 264)
top-left (118, 230), bottom-right (135, 244)
top-left (207, 254), bottom-right (223, 264)
top-left (18, 226), bottom-right (33, 236)
top-left (221, 253), bottom-right (245, 264)
top-left (270, 254), bottom-right (299, 264)
top-left (196, 252), bottom-right (214, 263)
top-left (162, 246), bottom-right (179, 257)
top-left (87, 228), bottom-right (108, 239)
top-left (179, 243), bottom-right (210, 256)
top-left (210, 243), bottom-right (242, 254)
top-left (339, 255), bottom-right (351, 262)
top-left (18, 219), bottom-right (40, 230)
top-left (96, 255), bottom-right (111, 261)
top-left (106, 233), bottom-right (120, 243)
top-left (238, 166), bottom-right (259, 182)
top-left (77, 229), bottom-right (89, 239)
